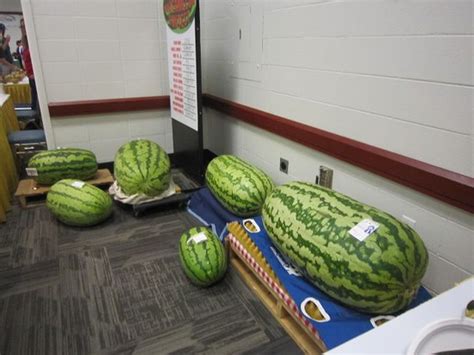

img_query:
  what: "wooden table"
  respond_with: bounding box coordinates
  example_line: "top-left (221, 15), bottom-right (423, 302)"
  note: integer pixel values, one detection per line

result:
top-left (0, 94), bottom-right (20, 222)
top-left (3, 77), bottom-right (31, 105)
top-left (15, 169), bottom-right (114, 208)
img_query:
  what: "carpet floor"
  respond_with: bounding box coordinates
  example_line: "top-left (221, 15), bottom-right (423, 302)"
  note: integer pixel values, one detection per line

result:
top-left (0, 198), bottom-right (301, 355)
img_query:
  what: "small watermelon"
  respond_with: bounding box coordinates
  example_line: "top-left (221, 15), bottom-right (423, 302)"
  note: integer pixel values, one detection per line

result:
top-left (114, 139), bottom-right (170, 197)
top-left (205, 155), bottom-right (274, 217)
top-left (28, 148), bottom-right (98, 185)
top-left (179, 227), bottom-right (228, 287)
top-left (47, 179), bottom-right (113, 226)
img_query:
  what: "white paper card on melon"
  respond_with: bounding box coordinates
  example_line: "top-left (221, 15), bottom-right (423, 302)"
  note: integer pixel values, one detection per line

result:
top-left (349, 219), bottom-right (380, 242)
top-left (25, 168), bottom-right (38, 177)
top-left (188, 232), bottom-right (208, 244)
top-left (71, 181), bottom-right (85, 188)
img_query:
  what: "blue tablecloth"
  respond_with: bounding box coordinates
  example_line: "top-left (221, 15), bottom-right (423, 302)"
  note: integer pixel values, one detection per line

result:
top-left (187, 187), bottom-right (432, 349)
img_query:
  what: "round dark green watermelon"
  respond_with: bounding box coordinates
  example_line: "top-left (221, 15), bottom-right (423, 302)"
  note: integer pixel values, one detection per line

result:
top-left (114, 139), bottom-right (170, 197)
top-left (47, 179), bottom-right (113, 226)
top-left (205, 155), bottom-right (274, 217)
top-left (179, 227), bottom-right (228, 287)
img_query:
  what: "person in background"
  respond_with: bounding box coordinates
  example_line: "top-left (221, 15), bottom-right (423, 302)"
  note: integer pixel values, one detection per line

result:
top-left (0, 23), bottom-right (17, 75)
top-left (15, 40), bottom-right (23, 69)
top-left (20, 18), bottom-right (38, 112)
top-left (0, 23), bottom-right (14, 64)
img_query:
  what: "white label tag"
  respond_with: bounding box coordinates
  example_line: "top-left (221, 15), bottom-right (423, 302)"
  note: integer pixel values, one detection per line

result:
top-left (349, 219), bottom-right (380, 242)
top-left (71, 181), bottom-right (85, 188)
top-left (188, 232), bottom-right (208, 244)
top-left (25, 168), bottom-right (38, 177)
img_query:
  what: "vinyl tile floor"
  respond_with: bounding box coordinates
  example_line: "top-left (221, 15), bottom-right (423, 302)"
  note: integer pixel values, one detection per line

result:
top-left (0, 200), bottom-right (301, 355)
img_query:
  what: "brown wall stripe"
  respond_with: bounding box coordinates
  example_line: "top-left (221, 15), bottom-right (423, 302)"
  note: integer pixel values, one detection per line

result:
top-left (48, 96), bottom-right (170, 117)
top-left (46, 94), bottom-right (473, 212)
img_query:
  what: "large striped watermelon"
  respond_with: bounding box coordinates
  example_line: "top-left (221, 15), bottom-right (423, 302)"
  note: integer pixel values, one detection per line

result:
top-left (205, 155), bottom-right (274, 217)
top-left (28, 148), bottom-right (97, 185)
top-left (47, 179), bottom-right (113, 226)
top-left (114, 139), bottom-right (170, 197)
top-left (179, 227), bottom-right (228, 287)
top-left (262, 182), bottom-right (428, 314)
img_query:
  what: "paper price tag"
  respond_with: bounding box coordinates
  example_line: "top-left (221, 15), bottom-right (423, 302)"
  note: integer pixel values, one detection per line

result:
top-left (71, 181), bottom-right (85, 188)
top-left (349, 219), bottom-right (379, 242)
top-left (25, 168), bottom-right (38, 177)
top-left (188, 232), bottom-right (208, 244)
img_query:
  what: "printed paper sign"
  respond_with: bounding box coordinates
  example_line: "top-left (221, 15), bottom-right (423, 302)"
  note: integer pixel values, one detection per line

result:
top-left (349, 219), bottom-right (380, 242)
top-left (25, 168), bottom-right (38, 177)
top-left (188, 232), bottom-right (208, 244)
top-left (164, 0), bottom-right (199, 131)
top-left (71, 181), bottom-right (85, 188)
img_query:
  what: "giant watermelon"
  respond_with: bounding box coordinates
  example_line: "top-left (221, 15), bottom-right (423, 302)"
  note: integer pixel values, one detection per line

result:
top-left (47, 179), bottom-right (113, 226)
top-left (114, 139), bottom-right (170, 196)
top-left (205, 155), bottom-right (274, 217)
top-left (179, 227), bottom-right (228, 287)
top-left (262, 182), bottom-right (428, 314)
top-left (28, 148), bottom-right (97, 185)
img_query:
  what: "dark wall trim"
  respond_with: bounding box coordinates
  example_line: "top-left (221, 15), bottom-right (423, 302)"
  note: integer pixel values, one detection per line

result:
top-left (46, 94), bottom-right (473, 212)
top-left (0, 11), bottom-right (23, 15)
top-left (48, 96), bottom-right (170, 117)
top-left (203, 94), bottom-right (474, 213)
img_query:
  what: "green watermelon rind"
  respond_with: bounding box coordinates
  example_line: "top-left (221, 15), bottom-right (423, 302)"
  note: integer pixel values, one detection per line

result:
top-left (262, 181), bottom-right (429, 314)
top-left (46, 179), bottom-right (113, 227)
top-left (205, 155), bottom-right (274, 217)
top-left (114, 139), bottom-right (171, 197)
top-left (28, 148), bottom-right (98, 185)
top-left (179, 226), bottom-right (228, 287)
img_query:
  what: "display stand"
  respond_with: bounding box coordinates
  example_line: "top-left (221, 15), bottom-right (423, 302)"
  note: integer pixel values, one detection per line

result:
top-left (165, 0), bottom-right (204, 184)
top-left (15, 169), bottom-right (114, 208)
top-left (128, 0), bottom-right (204, 216)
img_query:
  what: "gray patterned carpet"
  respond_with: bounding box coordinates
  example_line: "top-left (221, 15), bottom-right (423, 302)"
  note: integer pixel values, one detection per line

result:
top-left (0, 198), bottom-right (301, 355)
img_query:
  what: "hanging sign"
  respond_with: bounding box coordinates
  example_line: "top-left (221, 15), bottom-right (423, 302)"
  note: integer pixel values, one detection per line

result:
top-left (164, 0), bottom-right (199, 131)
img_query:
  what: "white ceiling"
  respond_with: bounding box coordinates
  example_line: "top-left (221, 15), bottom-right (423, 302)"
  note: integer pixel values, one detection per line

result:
top-left (0, 0), bottom-right (22, 13)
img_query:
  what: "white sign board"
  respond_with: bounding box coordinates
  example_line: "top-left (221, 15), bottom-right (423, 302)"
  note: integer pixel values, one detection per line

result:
top-left (164, 0), bottom-right (199, 131)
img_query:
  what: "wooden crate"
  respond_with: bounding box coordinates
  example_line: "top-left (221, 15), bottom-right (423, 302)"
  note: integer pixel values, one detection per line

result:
top-left (14, 169), bottom-right (114, 208)
top-left (226, 222), bottom-right (326, 354)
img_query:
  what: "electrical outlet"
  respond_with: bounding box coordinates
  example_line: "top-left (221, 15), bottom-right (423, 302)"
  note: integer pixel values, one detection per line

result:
top-left (280, 158), bottom-right (289, 174)
top-left (319, 166), bottom-right (333, 189)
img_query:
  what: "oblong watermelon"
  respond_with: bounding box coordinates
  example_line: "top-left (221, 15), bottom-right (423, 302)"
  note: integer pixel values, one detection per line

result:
top-left (47, 179), bottom-right (113, 226)
top-left (205, 155), bottom-right (274, 217)
top-left (179, 227), bottom-right (228, 287)
top-left (262, 182), bottom-right (428, 314)
top-left (28, 148), bottom-right (97, 185)
top-left (114, 139), bottom-right (170, 197)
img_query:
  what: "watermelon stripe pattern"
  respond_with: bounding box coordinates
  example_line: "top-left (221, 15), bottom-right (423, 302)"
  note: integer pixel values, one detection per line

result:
top-left (28, 148), bottom-right (98, 185)
top-left (47, 179), bottom-right (113, 226)
top-left (179, 227), bottom-right (227, 287)
top-left (262, 182), bottom-right (428, 314)
top-left (114, 139), bottom-right (170, 197)
top-left (205, 155), bottom-right (274, 217)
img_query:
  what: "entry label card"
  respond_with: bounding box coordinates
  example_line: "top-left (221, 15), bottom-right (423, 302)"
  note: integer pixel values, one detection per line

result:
top-left (349, 219), bottom-right (380, 242)
top-left (164, 0), bottom-right (198, 131)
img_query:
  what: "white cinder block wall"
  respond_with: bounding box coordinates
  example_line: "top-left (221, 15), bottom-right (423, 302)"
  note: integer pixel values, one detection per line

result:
top-left (201, 0), bottom-right (474, 294)
top-left (22, 0), bottom-right (172, 159)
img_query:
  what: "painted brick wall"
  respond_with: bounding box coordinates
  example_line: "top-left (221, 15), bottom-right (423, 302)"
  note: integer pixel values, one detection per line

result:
top-left (201, 0), bottom-right (473, 294)
top-left (22, 0), bottom-right (171, 158)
